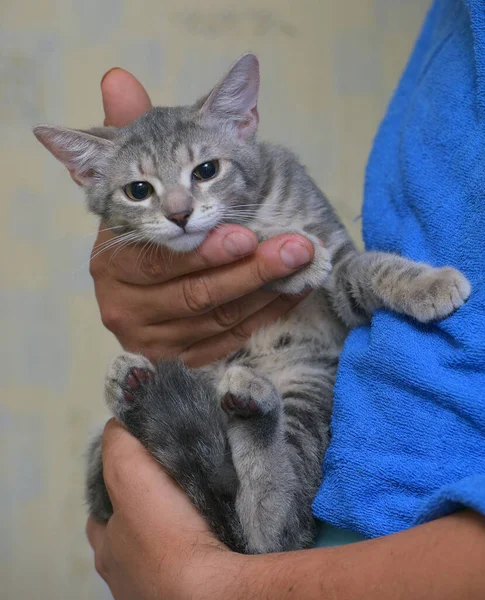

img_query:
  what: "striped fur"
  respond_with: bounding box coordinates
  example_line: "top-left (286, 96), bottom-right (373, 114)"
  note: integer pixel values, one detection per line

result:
top-left (36, 55), bottom-right (471, 553)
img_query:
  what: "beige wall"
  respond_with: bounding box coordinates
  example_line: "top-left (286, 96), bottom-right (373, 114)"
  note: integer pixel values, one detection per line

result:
top-left (1, 1), bottom-right (429, 598)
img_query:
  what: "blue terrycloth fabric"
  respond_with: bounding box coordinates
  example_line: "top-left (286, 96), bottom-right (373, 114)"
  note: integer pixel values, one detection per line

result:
top-left (312, 0), bottom-right (485, 538)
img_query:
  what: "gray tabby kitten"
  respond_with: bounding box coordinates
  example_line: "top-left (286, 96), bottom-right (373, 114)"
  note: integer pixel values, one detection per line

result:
top-left (34, 54), bottom-right (471, 554)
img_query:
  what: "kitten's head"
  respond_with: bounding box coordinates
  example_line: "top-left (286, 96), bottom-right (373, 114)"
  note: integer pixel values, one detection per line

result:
top-left (34, 53), bottom-right (261, 252)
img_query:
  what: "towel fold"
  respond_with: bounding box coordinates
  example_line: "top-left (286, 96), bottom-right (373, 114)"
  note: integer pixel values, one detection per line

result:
top-left (313, 0), bottom-right (485, 537)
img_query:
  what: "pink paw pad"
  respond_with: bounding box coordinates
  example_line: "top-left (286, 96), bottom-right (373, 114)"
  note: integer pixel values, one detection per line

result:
top-left (123, 390), bottom-right (135, 402)
top-left (221, 393), bottom-right (259, 417)
top-left (123, 367), bottom-right (154, 402)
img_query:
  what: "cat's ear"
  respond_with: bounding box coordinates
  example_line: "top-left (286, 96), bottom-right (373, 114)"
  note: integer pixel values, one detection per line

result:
top-left (199, 53), bottom-right (260, 139)
top-left (33, 125), bottom-right (116, 186)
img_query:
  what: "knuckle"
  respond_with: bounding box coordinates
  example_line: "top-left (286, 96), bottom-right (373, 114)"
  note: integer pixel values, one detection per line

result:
top-left (89, 255), bottom-right (105, 280)
top-left (100, 306), bottom-right (126, 334)
top-left (143, 340), bottom-right (181, 362)
top-left (139, 249), bottom-right (166, 280)
top-left (278, 293), bottom-right (303, 309)
top-left (211, 301), bottom-right (241, 330)
top-left (230, 321), bottom-right (252, 344)
top-left (102, 449), bottom-right (127, 493)
top-left (103, 453), bottom-right (141, 502)
top-left (252, 259), bottom-right (273, 287)
top-left (182, 276), bottom-right (215, 314)
top-left (103, 457), bottom-right (123, 490)
top-left (94, 553), bottom-right (108, 579)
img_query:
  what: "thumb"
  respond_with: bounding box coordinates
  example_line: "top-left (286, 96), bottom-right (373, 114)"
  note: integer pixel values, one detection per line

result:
top-left (101, 418), bottom-right (163, 511)
top-left (101, 68), bottom-right (152, 127)
top-left (101, 420), bottom-right (208, 536)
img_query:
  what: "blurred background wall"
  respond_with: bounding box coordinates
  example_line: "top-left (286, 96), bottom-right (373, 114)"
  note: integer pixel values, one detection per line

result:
top-left (1, 0), bottom-right (429, 598)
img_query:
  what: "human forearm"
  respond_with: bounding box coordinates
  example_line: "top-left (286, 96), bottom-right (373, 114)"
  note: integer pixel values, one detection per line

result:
top-left (89, 421), bottom-right (485, 600)
top-left (216, 511), bottom-right (485, 600)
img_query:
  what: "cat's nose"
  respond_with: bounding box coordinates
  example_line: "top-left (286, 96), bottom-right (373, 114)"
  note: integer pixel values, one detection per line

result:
top-left (167, 210), bottom-right (193, 229)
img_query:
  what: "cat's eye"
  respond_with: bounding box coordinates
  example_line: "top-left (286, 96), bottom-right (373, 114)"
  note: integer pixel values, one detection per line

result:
top-left (192, 160), bottom-right (220, 181)
top-left (124, 181), bottom-right (154, 201)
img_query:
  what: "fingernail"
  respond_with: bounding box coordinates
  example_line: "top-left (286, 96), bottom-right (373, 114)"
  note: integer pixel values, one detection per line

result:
top-left (223, 232), bottom-right (257, 256)
top-left (280, 241), bottom-right (311, 268)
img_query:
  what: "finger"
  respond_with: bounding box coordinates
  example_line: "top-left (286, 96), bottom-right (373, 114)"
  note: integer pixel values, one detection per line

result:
top-left (141, 288), bottom-right (280, 352)
top-left (86, 515), bottom-right (107, 551)
top-left (125, 234), bottom-right (314, 322)
top-left (101, 68), bottom-right (152, 127)
top-left (90, 224), bottom-right (259, 285)
top-left (181, 291), bottom-right (310, 367)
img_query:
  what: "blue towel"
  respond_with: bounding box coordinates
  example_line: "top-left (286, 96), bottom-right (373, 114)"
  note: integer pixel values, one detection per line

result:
top-left (313, 0), bottom-right (485, 538)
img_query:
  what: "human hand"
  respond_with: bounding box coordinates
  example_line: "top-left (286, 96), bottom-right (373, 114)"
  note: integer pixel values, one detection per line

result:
top-left (90, 68), bottom-right (313, 367)
top-left (87, 422), bottom-right (485, 600)
top-left (86, 420), bottom-right (237, 600)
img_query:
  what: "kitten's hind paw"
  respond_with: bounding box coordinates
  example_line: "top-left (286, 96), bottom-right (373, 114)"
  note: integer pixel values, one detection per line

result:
top-left (221, 393), bottom-right (260, 418)
top-left (219, 366), bottom-right (281, 419)
top-left (105, 352), bottom-right (155, 415)
top-left (402, 267), bottom-right (471, 323)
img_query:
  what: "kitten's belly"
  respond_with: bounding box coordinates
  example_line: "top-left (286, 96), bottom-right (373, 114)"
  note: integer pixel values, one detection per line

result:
top-left (248, 298), bottom-right (343, 351)
top-left (208, 293), bottom-right (348, 393)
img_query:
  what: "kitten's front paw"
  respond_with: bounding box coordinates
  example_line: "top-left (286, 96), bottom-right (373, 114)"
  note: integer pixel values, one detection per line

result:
top-left (404, 267), bottom-right (471, 323)
top-left (219, 366), bottom-right (280, 418)
top-left (105, 352), bottom-right (155, 416)
top-left (267, 242), bottom-right (332, 294)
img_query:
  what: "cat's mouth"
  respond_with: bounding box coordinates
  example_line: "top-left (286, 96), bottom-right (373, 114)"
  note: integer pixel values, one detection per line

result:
top-left (165, 231), bottom-right (209, 252)
top-left (141, 219), bottom-right (217, 253)
top-left (151, 229), bottom-right (210, 253)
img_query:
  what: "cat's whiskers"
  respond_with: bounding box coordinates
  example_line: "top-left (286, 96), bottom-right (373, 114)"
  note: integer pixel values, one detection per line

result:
top-left (230, 203), bottom-right (265, 208)
top-left (222, 210), bottom-right (289, 230)
top-left (134, 238), bottom-right (151, 271)
top-left (90, 231), bottom-right (144, 264)
top-left (91, 230), bottom-right (136, 251)
top-left (108, 233), bottom-right (147, 267)
top-left (108, 238), bottom-right (138, 267)
top-left (148, 236), bottom-right (160, 266)
top-left (230, 206), bottom-right (292, 221)
top-left (167, 245), bottom-right (176, 269)
top-left (134, 234), bottom-right (159, 274)
top-left (80, 225), bottom-right (125, 240)
top-left (90, 231), bottom-right (138, 258)
top-left (70, 231), bottom-right (142, 277)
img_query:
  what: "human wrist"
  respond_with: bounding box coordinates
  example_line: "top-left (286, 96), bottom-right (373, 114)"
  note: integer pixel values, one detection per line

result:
top-left (175, 546), bottom-right (247, 600)
top-left (186, 550), bottom-right (294, 600)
